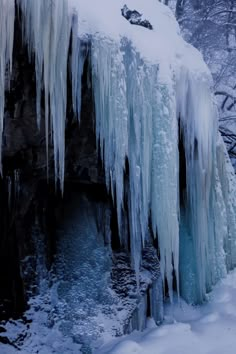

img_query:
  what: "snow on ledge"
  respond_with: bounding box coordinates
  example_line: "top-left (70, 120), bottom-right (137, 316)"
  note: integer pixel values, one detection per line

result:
top-left (69, 0), bottom-right (211, 81)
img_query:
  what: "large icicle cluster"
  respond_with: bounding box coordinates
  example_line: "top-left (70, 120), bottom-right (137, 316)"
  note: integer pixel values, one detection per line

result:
top-left (17, 0), bottom-right (78, 191)
top-left (177, 70), bottom-right (229, 302)
top-left (2, 0), bottom-right (236, 304)
top-left (91, 39), bottom-right (179, 297)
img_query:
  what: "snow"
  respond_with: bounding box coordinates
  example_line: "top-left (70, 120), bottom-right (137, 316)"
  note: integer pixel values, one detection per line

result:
top-left (2, 269), bottom-right (236, 353)
top-left (96, 269), bottom-right (236, 354)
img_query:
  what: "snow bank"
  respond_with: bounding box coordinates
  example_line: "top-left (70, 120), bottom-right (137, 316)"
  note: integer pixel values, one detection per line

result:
top-left (96, 269), bottom-right (236, 354)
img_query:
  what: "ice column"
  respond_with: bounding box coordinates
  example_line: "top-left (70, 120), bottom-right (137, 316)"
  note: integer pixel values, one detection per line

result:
top-left (177, 68), bottom-right (236, 303)
top-left (92, 39), bottom-right (180, 298)
top-left (18, 0), bottom-right (75, 190)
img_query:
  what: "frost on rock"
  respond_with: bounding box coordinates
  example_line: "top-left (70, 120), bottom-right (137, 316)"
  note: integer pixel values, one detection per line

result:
top-left (91, 36), bottom-right (180, 300)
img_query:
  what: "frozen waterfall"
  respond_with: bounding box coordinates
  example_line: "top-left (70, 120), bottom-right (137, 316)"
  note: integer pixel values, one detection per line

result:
top-left (1, 0), bottom-right (236, 308)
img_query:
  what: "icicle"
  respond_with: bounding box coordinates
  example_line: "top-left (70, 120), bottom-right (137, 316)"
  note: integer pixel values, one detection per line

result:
top-left (176, 67), bottom-right (236, 303)
top-left (177, 69), bottom-right (215, 302)
top-left (92, 38), bottom-right (179, 298)
top-left (0, 0), bottom-right (15, 173)
top-left (91, 30), bottom-right (236, 304)
top-left (91, 38), bottom-right (128, 236)
top-left (150, 78), bottom-right (179, 301)
top-left (149, 277), bottom-right (164, 324)
top-left (18, 0), bottom-right (75, 191)
top-left (7, 175), bottom-right (12, 209)
top-left (71, 17), bottom-right (88, 122)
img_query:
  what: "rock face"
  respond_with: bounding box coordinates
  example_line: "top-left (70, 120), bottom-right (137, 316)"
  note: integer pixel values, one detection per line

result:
top-left (0, 10), bottom-right (162, 347)
top-left (121, 5), bottom-right (153, 30)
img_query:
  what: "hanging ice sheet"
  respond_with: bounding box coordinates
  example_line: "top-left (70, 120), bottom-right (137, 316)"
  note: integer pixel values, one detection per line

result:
top-left (18, 0), bottom-right (78, 191)
top-left (177, 68), bottom-right (236, 303)
top-left (91, 38), bottom-right (179, 299)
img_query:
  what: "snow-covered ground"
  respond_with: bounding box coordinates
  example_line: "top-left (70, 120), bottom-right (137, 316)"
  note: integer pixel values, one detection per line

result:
top-left (96, 270), bottom-right (236, 354)
top-left (1, 270), bottom-right (236, 353)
